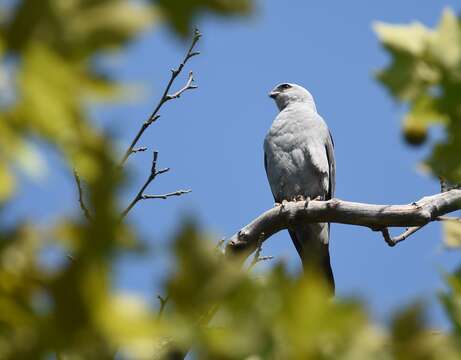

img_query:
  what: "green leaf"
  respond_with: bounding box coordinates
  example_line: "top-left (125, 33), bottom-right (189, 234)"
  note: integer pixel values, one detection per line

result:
top-left (429, 8), bottom-right (461, 69)
top-left (402, 95), bottom-right (447, 145)
top-left (155, 0), bottom-right (253, 37)
top-left (4, 0), bottom-right (154, 59)
top-left (390, 303), bottom-right (457, 360)
top-left (374, 21), bottom-right (432, 56)
top-left (374, 47), bottom-right (438, 101)
top-left (426, 129), bottom-right (461, 183)
top-left (0, 161), bottom-right (14, 201)
top-left (444, 220), bottom-right (461, 248)
top-left (375, 8), bottom-right (461, 182)
top-left (96, 294), bottom-right (158, 360)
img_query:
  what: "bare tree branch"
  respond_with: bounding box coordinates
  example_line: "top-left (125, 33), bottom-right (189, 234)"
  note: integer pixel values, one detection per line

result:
top-left (225, 190), bottom-right (461, 259)
top-left (119, 29), bottom-right (202, 167)
top-left (380, 226), bottom-right (424, 247)
top-left (120, 151), bottom-right (170, 220)
top-left (248, 232), bottom-right (274, 270)
top-left (142, 189), bottom-right (191, 200)
top-left (73, 171), bottom-right (92, 221)
top-left (132, 147), bottom-right (148, 154)
top-left (165, 72), bottom-right (197, 101)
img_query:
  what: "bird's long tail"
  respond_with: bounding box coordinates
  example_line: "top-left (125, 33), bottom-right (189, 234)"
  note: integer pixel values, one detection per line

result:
top-left (288, 222), bottom-right (334, 292)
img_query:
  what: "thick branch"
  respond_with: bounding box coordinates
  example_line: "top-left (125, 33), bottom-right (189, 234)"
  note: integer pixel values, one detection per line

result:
top-left (225, 190), bottom-right (461, 259)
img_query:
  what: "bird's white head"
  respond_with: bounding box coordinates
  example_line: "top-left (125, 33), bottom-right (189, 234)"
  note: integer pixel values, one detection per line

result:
top-left (269, 83), bottom-right (317, 112)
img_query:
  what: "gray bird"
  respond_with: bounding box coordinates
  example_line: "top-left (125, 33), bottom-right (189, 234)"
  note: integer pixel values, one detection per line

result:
top-left (264, 83), bottom-right (335, 290)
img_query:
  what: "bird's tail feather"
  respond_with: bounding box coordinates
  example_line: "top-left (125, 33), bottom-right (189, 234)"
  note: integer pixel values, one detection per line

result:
top-left (289, 223), bottom-right (334, 292)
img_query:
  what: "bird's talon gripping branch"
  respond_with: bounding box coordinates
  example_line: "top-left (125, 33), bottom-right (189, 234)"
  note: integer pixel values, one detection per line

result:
top-left (329, 198), bottom-right (340, 208)
top-left (280, 199), bottom-right (289, 210)
top-left (304, 196), bottom-right (311, 209)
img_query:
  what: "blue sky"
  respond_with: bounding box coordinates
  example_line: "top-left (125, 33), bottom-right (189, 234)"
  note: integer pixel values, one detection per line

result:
top-left (13, 0), bottom-right (461, 327)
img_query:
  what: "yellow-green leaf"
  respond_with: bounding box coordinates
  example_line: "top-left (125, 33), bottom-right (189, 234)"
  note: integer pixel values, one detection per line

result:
top-left (429, 8), bottom-right (461, 69)
top-left (0, 161), bottom-right (15, 201)
top-left (374, 21), bottom-right (431, 55)
top-left (444, 220), bottom-right (461, 248)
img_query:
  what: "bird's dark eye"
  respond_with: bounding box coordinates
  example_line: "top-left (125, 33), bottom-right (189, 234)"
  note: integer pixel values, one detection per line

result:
top-left (279, 84), bottom-right (292, 91)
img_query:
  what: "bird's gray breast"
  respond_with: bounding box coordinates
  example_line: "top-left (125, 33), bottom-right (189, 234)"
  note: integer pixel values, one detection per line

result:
top-left (264, 106), bottom-right (330, 202)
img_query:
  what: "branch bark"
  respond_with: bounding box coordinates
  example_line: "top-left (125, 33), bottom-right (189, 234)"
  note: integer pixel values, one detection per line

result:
top-left (225, 190), bottom-right (461, 259)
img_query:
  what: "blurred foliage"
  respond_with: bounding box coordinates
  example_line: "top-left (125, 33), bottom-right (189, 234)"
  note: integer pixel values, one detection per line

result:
top-left (0, 0), bottom-right (460, 359)
top-left (375, 9), bottom-right (461, 183)
top-left (444, 220), bottom-right (461, 248)
top-left (154, 0), bottom-right (253, 37)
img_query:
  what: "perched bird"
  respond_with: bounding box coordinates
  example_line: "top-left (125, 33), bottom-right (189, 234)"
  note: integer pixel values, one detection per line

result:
top-left (264, 83), bottom-right (336, 290)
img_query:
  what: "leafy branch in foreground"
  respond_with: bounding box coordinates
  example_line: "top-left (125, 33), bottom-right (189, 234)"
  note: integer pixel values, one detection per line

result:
top-left (154, 189), bottom-right (460, 357)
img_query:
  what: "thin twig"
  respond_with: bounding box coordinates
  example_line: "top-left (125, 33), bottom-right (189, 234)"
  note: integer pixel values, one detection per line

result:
top-left (249, 232), bottom-right (274, 270)
top-left (380, 226), bottom-right (424, 247)
top-left (157, 295), bottom-right (169, 320)
top-left (120, 151), bottom-right (170, 220)
top-left (73, 171), bottom-right (92, 221)
top-left (165, 72), bottom-right (197, 100)
top-left (142, 189), bottom-right (191, 200)
top-left (132, 147), bottom-right (148, 154)
top-left (119, 29), bottom-right (202, 167)
top-left (436, 216), bottom-right (461, 222)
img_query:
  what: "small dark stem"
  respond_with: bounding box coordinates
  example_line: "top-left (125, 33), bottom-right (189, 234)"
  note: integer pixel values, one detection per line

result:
top-left (157, 295), bottom-right (169, 320)
top-left (73, 171), bottom-right (92, 221)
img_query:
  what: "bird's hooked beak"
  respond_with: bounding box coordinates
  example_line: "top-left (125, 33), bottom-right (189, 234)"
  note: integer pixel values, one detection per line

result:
top-left (269, 90), bottom-right (280, 99)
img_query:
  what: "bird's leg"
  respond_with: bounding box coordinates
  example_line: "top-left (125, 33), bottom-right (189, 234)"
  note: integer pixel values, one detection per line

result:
top-left (276, 199), bottom-right (289, 210)
top-left (274, 199), bottom-right (290, 210)
top-left (304, 196), bottom-right (311, 209)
